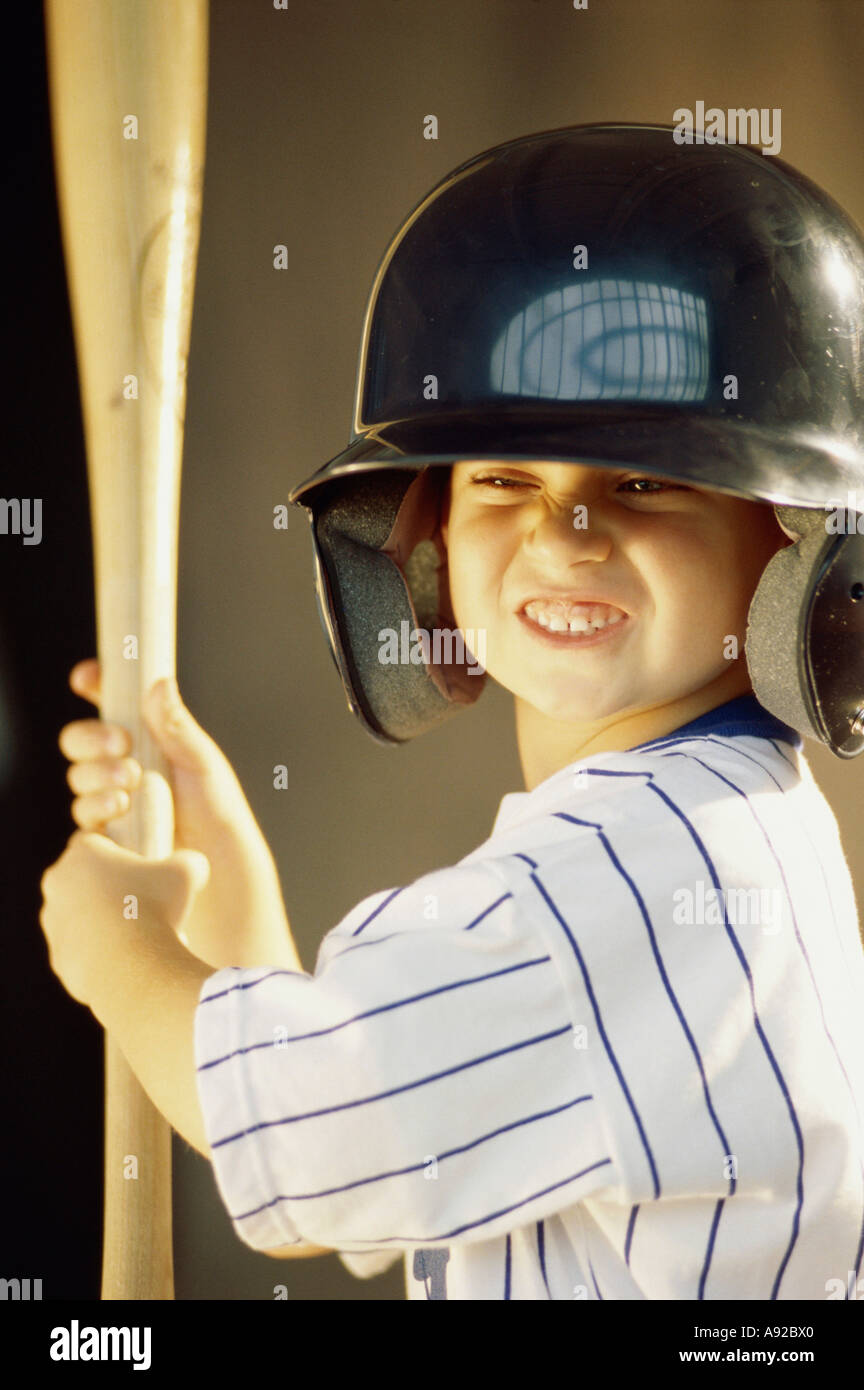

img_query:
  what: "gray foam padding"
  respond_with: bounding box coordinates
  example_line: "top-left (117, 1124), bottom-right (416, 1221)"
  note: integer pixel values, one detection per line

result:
top-left (745, 506), bottom-right (828, 741)
top-left (313, 467), bottom-right (485, 742)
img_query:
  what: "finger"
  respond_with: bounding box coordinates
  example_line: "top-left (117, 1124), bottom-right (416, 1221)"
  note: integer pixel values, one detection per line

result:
top-left (66, 756), bottom-right (142, 797)
top-left (70, 789), bottom-right (131, 830)
top-left (142, 677), bottom-right (233, 780)
top-left (69, 658), bottom-right (101, 704)
top-left (58, 719), bottom-right (132, 762)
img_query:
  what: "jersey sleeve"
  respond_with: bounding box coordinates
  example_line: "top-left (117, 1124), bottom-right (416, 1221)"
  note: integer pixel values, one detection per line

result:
top-left (193, 858), bottom-right (622, 1263)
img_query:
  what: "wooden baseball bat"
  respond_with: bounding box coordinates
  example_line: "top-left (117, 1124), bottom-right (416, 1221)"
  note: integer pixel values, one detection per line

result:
top-left (44, 0), bottom-right (208, 1300)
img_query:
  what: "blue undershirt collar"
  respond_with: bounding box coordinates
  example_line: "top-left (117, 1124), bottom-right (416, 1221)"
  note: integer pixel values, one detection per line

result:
top-left (634, 693), bottom-right (803, 751)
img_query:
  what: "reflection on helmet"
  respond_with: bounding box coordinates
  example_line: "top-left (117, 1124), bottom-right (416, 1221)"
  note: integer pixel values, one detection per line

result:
top-left (490, 278), bottom-right (710, 402)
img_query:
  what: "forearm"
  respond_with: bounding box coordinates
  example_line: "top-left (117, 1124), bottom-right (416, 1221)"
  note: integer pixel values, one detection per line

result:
top-left (93, 913), bottom-right (216, 1159)
top-left (95, 913), bottom-right (332, 1256)
top-left (181, 911), bottom-right (303, 973)
top-left (179, 841), bottom-right (304, 972)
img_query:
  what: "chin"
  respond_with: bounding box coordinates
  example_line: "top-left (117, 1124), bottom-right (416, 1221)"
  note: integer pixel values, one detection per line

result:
top-left (515, 682), bottom-right (629, 723)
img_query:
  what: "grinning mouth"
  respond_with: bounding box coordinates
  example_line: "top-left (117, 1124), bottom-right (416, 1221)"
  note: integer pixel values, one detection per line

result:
top-left (521, 597), bottom-right (627, 635)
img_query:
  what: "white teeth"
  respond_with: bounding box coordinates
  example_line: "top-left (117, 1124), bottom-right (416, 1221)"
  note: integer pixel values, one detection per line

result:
top-left (524, 599), bottom-right (626, 635)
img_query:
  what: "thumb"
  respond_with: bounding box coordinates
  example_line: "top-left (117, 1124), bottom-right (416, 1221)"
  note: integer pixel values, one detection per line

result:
top-left (143, 677), bottom-right (221, 777)
top-left (147, 848), bottom-right (211, 927)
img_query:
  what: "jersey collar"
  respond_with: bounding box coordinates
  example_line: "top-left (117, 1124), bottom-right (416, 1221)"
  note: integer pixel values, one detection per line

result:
top-left (632, 693), bottom-right (802, 753)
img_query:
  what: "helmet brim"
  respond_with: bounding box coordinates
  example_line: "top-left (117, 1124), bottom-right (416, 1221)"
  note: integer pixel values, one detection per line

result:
top-left (289, 404), bottom-right (863, 512)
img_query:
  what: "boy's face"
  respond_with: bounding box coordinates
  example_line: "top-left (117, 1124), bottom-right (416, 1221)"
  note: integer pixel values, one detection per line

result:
top-left (439, 460), bottom-right (789, 724)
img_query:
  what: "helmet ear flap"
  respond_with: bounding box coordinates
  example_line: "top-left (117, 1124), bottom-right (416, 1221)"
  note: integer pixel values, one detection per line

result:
top-left (309, 466), bottom-right (486, 744)
top-left (746, 506), bottom-right (864, 756)
top-left (378, 465), bottom-right (488, 708)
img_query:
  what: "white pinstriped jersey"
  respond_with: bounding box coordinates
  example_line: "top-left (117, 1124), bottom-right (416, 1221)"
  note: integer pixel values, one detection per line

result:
top-left (194, 696), bottom-right (864, 1300)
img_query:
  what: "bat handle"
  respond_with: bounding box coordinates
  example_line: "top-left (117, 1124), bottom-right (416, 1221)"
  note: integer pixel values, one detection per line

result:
top-left (100, 699), bottom-right (177, 1300)
top-left (102, 1045), bottom-right (174, 1299)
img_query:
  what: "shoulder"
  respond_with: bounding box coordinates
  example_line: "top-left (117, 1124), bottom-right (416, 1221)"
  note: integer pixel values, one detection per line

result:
top-left (492, 733), bottom-right (802, 843)
top-left (590, 729), bottom-right (799, 782)
top-left (564, 733), bottom-right (803, 816)
top-left (455, 732), bottom-right (809, 903)
top-left (312, 736), bottom-right (810, 969)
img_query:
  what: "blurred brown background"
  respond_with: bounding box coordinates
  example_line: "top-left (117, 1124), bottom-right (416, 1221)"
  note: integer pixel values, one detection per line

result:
top-left (6, 0), bottom-right (864, 1302)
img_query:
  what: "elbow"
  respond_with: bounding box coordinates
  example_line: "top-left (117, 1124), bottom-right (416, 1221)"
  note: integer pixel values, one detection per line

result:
top-left (262, 1241), bottom-right (334, 1260)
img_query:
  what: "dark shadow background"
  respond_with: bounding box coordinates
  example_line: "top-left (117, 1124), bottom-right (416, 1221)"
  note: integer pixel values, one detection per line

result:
top-left (4, 0), bottom-right (864, 1300)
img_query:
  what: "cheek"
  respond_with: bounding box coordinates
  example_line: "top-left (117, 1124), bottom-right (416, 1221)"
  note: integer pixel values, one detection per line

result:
top-left (641, 512), bottom-right (776, 642)
top-left (711, 508), bottom-right (788, 619)
top-left (448, 551), bottom-right (494, 628)
top-left (444, 518), bottom-right (509, 622)
top-left (638, 524), bottom-right (734, 627)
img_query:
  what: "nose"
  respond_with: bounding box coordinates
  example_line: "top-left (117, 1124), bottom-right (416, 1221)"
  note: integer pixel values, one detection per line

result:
top-left (521, 489), bottom-right (613, 567)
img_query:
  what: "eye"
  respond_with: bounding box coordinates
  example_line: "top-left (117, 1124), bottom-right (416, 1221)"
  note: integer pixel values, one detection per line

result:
top-left (467, 470), bottom-right (688, 496)
top-left (618, 475), bottom-right (685, 494)
top-left (469, 473), bottom-right (535, 490)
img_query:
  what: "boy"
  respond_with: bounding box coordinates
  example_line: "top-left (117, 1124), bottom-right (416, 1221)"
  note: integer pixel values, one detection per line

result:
top-left (40, 124), bottom-right (864, 1299)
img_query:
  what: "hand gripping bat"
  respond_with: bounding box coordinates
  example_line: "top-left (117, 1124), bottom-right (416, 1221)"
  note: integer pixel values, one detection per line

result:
top-left (44, 0), bottom-right (209, 1300)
